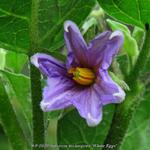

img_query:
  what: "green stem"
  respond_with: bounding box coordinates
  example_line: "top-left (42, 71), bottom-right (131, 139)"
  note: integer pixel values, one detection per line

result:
top-left (30, 65), bottom-right (45, 149)
top-left (102, 24), bottom-right (150, 150)
top-left (30, 0), bottom-right (45, 149)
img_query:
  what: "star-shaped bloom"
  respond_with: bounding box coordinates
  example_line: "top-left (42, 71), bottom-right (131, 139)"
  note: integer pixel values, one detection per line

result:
top-left (31, 20), bottom-right (125, 126)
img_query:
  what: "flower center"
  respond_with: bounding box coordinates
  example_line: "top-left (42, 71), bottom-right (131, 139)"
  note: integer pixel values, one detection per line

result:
top-left (68, 67), bottom-right (96, 86)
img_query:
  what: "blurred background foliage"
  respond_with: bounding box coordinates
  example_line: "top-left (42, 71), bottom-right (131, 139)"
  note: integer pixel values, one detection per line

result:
top-left (0, 0), bottom-right (150, 150)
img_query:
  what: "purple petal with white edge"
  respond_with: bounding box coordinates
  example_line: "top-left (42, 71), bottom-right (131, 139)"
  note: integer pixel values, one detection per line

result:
top-left (71, 88), bottom-right (103, 127)
top-left (31, 53), bottom-right (66, 77)
top-left (64, 20), bottom-right (89, 67)
top-left (86, 30), bottom-right (124, 69)
top-left (88, 31), bottom-right (112, 51)
top-left (85, 31), bottom-right (112, 67)
top-left (101, 30), bottom-right (124, 69)
top-left (41, 76), bottom-right (76, 111)
top-left (95, 69), bottom-right (125, 106)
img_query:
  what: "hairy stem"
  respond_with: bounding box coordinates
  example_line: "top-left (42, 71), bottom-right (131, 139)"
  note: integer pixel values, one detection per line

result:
top-left (102, 24), bottom-right (150, 150)
top-left (30, 0), bottom-right (45, 149)
top-left (30, 65), bottom-right (45, 149)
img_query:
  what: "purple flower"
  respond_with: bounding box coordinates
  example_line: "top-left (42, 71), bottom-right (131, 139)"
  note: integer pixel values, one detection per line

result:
top-left (31, 20), bottom-right (125, 126)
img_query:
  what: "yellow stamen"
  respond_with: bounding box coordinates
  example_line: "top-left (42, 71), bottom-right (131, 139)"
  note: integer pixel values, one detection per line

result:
top-left (68, 67), bottom-right (95, 86)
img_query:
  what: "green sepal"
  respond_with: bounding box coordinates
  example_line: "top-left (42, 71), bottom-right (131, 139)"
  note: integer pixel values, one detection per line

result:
top-left (132, 26), bottom-right (145, 50)
top-left (107, 19), bottom-right (139, 57)
top-left (109, 71), bottom-right (130, 91)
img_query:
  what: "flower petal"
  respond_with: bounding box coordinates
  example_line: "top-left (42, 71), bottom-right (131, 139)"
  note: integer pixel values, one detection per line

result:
top-left (101, 31), bottom-right (124, 69)
top-left (41, 77), bottom-right (75, 111)
top-left (88, 31), bottom-right (112, 51)
top-left (71, 88), bottom-right (103, 127)
top-left (31, 53), bottom-right (66, 77)
top-left (95, 69), bottom-right (125, 105)
top-left (66, 51), bottom-right (79, 69)
top-left (85, 31), bottom-right (111, 67)
top-left (87, 30), bottom-right (124, 69)
top-left (64, 20), bottom-right (89, 67)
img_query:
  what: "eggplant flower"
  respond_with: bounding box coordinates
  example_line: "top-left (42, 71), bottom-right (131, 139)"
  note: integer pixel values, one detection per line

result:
top-left (31, 20), bottom-right (125, 126)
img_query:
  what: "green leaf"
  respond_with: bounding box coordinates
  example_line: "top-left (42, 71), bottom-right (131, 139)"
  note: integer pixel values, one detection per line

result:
top-left (107, 19), bottom-right (139, 56)
top-left (0, 0), bottom-right (96, 53)
top-left (121, 87), bottom-right (150, 150)
top-left (0, 134), bottom-right (12, 150)
top-left (0, 70), bottom-right (32, 146)
top-left (57, 105), bottom-right (114, 150)
top-left (5, 50), bottom-right (28, 73)
top-left (0, 76), bottom-right (29, 150)
top-left (0, 0), bottom-right (30, 53)
top-left (98, 0), bottom-right (150, 28)
top-left (39, 0), bottom-right (96, 50)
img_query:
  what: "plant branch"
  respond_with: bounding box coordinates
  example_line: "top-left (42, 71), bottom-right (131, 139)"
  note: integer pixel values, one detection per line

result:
top-left (29, 0), bottom-right (45, 149)
top-left (102, 24), bottom-right (150, 150)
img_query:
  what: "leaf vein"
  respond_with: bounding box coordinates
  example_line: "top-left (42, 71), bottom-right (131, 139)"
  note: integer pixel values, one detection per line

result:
top-left (111, 0), bottom-right (142, 25)
top-left (0, 8), bottom-right (29, 22)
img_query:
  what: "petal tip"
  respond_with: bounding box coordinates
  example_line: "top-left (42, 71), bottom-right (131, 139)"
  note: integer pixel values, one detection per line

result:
top-left (40, 101), bottom-right (49, 112)
top-left (64, 20), bottom-right (72, 32)
top-left (30, 53), bottom-right (40, 68)
top-left (86, 113), bottom-right (102, 127)
top-left (113, 89), bottom-right (125, 102)
top-left (64, 20), bottom-right (78, 33)
top-left (109, 30), bottom-right (124, 40)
